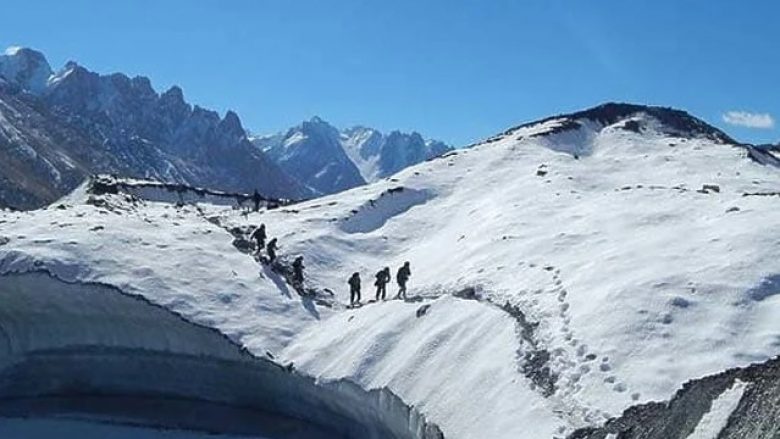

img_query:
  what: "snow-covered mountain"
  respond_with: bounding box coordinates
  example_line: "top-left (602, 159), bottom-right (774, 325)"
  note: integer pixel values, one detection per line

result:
top-left (340, 126), bottom-right (452, 182)
top-left (0, 47), bottom-right (311, 209)
top-left (2, 103), bottom-right (780, 438)
top-left (251, 118), bottom-right (452, 194)
top-left (254, 117), bottom-right (366, 195)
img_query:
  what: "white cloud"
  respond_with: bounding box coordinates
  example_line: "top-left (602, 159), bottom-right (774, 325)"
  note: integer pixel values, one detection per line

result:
top-left (722, 111), bottom-right (775, 129)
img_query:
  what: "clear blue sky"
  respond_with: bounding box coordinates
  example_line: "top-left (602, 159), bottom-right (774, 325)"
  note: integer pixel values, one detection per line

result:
top-left (2, 0), bottom-right (778, 146)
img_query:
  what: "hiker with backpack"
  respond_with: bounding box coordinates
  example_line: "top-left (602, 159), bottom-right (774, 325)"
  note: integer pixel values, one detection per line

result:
top-left (250, 224), bottom-right (266, 254)
top-left (292, 256), bottom-right (305, 289)
top-left (266, 238), bottom-right (278, 263)
top-left (349, 272), bottom-right (362, 306)
top-left (395, 261), bottom-right (411, 300)
top-left (252, 189), bottom-right (262, 212)
top-left (375, 267), bottom-right (391, 301)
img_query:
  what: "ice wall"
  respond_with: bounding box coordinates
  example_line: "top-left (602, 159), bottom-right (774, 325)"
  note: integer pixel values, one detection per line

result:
top-left (0, 271), bottom-right (443, 439)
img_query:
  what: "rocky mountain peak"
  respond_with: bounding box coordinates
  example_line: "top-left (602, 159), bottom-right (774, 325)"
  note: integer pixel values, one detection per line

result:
top-left (160, 85), bottom-right (185, 103)
top-left (0, 46), bottom-right (53, 94)
top-left (219, 110), bottom-right (245, 137)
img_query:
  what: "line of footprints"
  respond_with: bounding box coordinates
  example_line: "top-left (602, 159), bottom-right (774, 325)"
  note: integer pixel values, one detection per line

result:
top-left (506, 262), bottom-right (641, 435)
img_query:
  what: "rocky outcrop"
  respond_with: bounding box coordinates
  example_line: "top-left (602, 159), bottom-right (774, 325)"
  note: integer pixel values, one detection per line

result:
top-left (568, 356), bottom-right (780, 439)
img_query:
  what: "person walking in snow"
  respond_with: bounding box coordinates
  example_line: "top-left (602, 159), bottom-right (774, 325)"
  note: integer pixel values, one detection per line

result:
top-left (250, 224), bottom-right (266, 253)
top-left (292, 256), bottom-right (305, 288)
top-left (349, 272), bottom-right (362, 306)
top-left (395, 261), bottom-right (411, 300)
top-left (252, 189), bottom-right (262, 212)
top-left (375, 267), bottom-right (391, 301)
top-left (266, 238), bottom-right (278, 263)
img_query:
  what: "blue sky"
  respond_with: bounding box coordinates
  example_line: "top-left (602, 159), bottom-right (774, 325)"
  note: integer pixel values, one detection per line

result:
top-left (2, 0), bottom-right (778, 146)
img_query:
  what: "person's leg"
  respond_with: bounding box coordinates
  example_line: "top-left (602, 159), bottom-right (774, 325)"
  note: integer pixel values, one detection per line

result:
top-left (380, 284), bottom-right (386, 300)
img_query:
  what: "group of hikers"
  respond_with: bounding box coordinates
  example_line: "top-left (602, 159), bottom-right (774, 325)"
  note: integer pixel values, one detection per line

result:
top-left (249, 223), bottom-right (412, 306)
top-left (249, 224), bottom-right (279, 263)
top-left (250, 223), bottom-right (304, 287)
top-left (348, 261), bottom-right (411, 307)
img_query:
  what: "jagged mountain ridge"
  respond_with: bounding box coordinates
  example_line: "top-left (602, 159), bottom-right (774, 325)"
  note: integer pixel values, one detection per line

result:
top-left (0, 47), bottom-right (311, 209)
top-left (251, 117), bottom-right (453, 194)
top-left (257, 117), bottom-right (366, 195)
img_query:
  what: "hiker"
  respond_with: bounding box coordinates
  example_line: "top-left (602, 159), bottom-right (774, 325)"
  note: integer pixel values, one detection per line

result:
top-left (292, 256), bottom-right (305, 287)
top-left (252, 189), bottom-right (262, 212)
top-left (375, 267), bottom-right (390, 301)
top-left (348, 272), bottom-right (361, 306)
top-left (250, 224), bottom-right (266, 253)
top-left (396, 261), bottom-right (411, 299)
top-left (266, 238), bottom-right (278, 263)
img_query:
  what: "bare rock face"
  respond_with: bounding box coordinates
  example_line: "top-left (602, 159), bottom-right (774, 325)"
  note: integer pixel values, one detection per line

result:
top-left (569, 356), bottom-right (780, 439)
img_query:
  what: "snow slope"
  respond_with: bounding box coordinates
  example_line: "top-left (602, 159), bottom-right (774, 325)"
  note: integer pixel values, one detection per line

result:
top-left (2, 103), bottom-right (779, 438)
top-left (220, 103), bottom-right (780, 437)
top-left (0, 196), bottom-right (443, 438)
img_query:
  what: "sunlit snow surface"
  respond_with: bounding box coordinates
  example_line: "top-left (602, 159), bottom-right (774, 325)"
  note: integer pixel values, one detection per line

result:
top-left (2, 113), bottom-right (780, 438)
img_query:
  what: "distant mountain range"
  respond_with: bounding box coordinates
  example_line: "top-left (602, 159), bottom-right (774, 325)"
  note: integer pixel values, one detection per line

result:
top-left (0, 47), bottom-right (451, 209)
top-left (250, 117), bottom-right (452, 195)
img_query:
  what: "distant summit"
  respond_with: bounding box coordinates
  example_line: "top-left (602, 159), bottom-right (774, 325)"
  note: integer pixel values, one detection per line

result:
top-left (499, 102), bottom-right (735, 144)
top-left (251, 118), bottom-right (453, 195)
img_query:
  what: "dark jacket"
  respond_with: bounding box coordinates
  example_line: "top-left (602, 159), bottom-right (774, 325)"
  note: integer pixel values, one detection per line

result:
top-left (397, 265), bottom-right (411, 284)
top-left (376, 268), bottom-right (391, 285)
top-left (251, 226), bottom-right (266, 241)
top-left (349, 274), bottom-right (361, 290)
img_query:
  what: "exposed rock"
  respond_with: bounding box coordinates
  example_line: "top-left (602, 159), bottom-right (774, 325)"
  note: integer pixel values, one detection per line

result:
top-left (416, 304), bottom-right (431, 318)
top-left (568, 356), bottom-right (780, 439)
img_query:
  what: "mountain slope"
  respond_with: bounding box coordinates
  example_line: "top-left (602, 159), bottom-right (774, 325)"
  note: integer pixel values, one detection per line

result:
top-left (236, 103), bottom-right (780, 437)
top-left (2, 103), bottom-right (779, 438)
top-left (0, 47), bottom-right (310, 209)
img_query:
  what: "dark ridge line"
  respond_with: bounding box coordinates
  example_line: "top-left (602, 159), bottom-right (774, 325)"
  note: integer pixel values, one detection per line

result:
top-left (87, 175), bottom-right (300, 207)
top-left (465, 102), bottom-right (738, 148)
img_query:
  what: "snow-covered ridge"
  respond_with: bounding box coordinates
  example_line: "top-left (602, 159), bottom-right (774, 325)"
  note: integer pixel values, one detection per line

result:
top-left (476, 103), bottom-right (739, 159)
top-left (60, 175), bottom-right (296, 209)
top-left (499, 103), bottom-right (735, 144)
